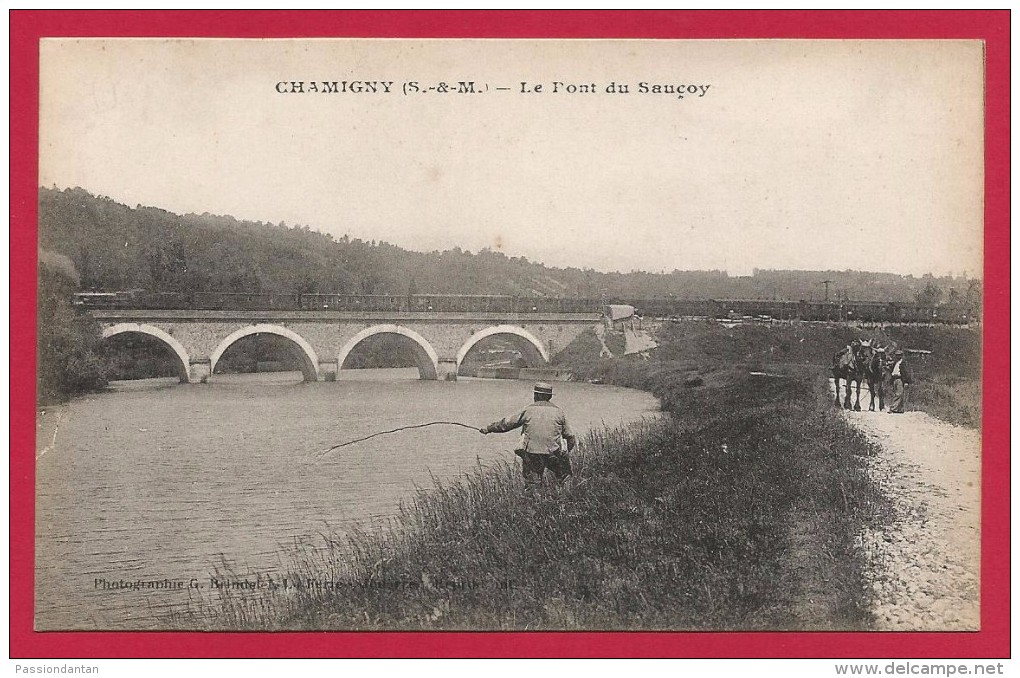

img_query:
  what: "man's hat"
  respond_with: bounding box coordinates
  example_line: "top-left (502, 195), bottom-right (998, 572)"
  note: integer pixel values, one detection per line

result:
top-left (534, 382), bottom-right (554, 396)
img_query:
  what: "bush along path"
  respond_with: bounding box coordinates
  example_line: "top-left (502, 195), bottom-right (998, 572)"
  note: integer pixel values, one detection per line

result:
top-left (191, 372), bottom-right (890, 631)
top-left (837, 404), bottom-right (981, 630)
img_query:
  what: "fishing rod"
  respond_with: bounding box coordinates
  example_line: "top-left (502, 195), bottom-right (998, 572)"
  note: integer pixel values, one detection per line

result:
top-left (316, 421), bottom-right (480, 461)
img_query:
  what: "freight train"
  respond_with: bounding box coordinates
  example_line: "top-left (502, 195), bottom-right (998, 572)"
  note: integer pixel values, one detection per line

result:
top-left (71, 291), bottom-right (978, 325)
top-left (629, 298), bottom-right (978, 325)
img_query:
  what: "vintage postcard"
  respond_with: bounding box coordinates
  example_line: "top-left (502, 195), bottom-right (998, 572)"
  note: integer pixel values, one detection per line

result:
top-left (14, 13), bottom-right (1007, 662)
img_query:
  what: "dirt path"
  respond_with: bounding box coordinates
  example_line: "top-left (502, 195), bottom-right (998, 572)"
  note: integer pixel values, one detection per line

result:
top-left (832, 382), bottom-right (981, 630)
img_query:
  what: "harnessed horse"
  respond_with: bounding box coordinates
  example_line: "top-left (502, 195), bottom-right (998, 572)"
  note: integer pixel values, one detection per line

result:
top-left (863, 346), bottom-right (888, 411)
top-left (832, 341), bottom-right (875, 411)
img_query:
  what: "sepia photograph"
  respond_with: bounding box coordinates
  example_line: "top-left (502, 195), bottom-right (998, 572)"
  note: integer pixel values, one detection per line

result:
top-left (13, 11), bottom-right (1008, 661)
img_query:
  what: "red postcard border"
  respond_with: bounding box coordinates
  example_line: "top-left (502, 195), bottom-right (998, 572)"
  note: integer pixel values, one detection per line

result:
top-left (9, 10), bottom-right (1010, 659)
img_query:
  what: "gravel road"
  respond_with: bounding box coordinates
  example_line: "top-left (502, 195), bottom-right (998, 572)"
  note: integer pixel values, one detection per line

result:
top-left (834, 383), bottom-right (981, 630)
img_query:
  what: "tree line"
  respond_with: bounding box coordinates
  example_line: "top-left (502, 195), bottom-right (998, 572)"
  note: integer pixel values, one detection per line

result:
top-left (36, 186), bottom-right (981, 403)
top-left (40, 187), bottom-right (978, 304)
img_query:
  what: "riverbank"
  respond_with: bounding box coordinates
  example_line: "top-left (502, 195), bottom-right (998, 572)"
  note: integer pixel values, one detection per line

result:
top-left (187, 367), bottom-right (888, 630)
top-left (558, 321), bottom-right (981, 428)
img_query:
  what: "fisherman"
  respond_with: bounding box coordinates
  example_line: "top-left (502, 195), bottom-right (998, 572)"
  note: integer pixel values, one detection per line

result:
top-left (887, 349), bottom-right (913, 414)
top-left (480, 382), bottom-right (576, 489)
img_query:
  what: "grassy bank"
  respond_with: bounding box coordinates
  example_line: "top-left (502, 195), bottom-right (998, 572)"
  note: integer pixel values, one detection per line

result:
top-left (560, 321), bottom-right (981, 428)
top-left (185, 369), bottom-right (889, 630)
top-left (908, 375), bottom-right (981, 429)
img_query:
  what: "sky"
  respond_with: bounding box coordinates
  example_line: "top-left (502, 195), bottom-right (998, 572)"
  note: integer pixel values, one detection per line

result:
top-left (39, 39), bottom-right (984, 278)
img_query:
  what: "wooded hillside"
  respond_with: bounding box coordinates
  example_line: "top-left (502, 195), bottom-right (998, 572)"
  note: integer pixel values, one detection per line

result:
top-left (39, 187), bottom-right (978, 304)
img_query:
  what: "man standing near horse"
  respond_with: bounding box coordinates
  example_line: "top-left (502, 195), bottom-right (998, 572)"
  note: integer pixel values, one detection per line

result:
top-left (480, 382), bottom-right (576, 490)
top-left (887, 349), bottom-right (913, 414)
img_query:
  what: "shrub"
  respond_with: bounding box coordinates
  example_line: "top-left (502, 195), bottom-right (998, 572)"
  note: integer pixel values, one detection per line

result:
top-left (37, 265), bottom-right (109, 403)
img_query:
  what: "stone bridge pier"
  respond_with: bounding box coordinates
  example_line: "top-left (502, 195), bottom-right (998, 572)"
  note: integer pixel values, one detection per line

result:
top-left (94, 310), bottom-right (601, 383)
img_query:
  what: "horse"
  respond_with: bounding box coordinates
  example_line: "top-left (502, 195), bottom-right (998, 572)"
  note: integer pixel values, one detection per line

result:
top-left (832, 340), bottom-right (875, 411)
top-left (863, 346), bottom-right (889, 411)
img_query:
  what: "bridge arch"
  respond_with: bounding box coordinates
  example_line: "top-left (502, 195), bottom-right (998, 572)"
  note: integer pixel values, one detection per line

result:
top-left (102, 323), bottom-right (191, 383)
top-left (337, 325), bottom-right (439, 380)
top-left (456, 325), bottom-right (550, 369)
top-left (209, 324), bottom-right (319, 382)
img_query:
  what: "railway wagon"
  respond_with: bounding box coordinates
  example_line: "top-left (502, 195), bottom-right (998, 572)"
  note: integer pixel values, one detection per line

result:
top-left (624, 299), bottom-right (717, 319)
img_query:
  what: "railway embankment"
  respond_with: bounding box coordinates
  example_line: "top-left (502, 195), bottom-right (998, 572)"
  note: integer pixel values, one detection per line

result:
top-left (559, 321), bottom-right (980, 428)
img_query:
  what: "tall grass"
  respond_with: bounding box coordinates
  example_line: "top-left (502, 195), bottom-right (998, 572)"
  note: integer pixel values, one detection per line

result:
top-left (907, 375), bottom-right (981, 428)
top-left (181, 371), bottom-right (890, 631)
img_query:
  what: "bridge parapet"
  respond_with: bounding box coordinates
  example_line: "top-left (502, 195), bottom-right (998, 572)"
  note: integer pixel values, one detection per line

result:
top-left (91, 309), bottom-right (602, 323)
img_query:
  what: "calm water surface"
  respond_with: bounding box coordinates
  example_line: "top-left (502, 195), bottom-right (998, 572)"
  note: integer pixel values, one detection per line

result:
top-left (35, 370), bottom-right (657, 630)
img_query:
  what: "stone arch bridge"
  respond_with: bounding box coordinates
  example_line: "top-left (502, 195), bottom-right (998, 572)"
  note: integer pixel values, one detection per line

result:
top-left (93, 309), bottom-right (602, 383)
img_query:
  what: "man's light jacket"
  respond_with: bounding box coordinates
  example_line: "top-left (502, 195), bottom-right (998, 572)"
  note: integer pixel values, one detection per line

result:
top-left (481, 401), bottom-right (576, 455)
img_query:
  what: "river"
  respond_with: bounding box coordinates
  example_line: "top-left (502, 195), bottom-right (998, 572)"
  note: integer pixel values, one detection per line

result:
top-left (34, 370), bottom-right (658, 630)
